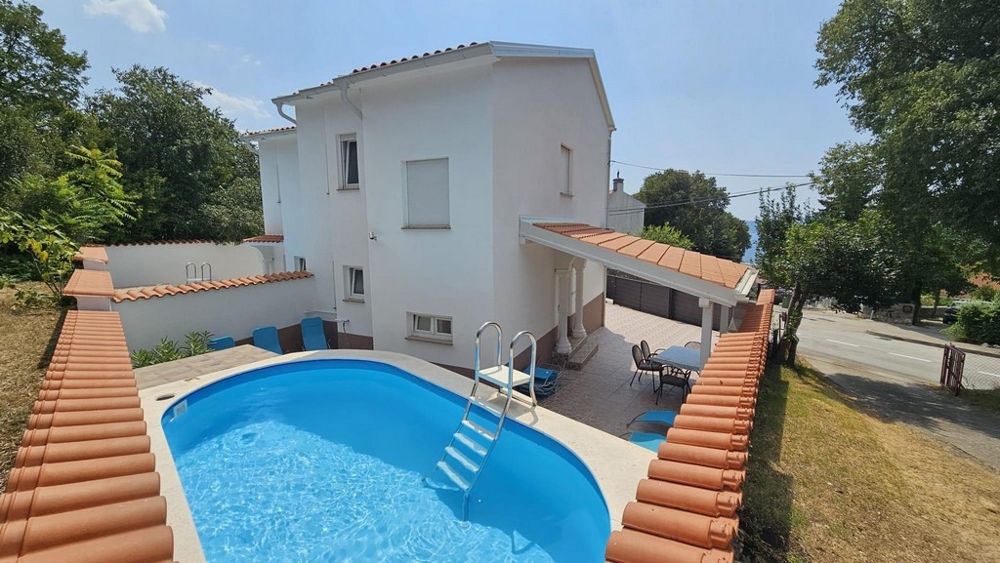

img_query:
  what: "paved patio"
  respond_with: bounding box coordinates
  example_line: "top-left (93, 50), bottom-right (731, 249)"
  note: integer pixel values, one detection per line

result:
top-left (541, 302), bottom-right (719, 441)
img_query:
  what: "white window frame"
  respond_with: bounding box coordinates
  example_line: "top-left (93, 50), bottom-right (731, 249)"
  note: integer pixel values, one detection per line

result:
top-left (403, 157), bottom-right (450, 229)
top-left (407, 312), bottom-right (453, 344)
top-left (559, 143), bottom-right (573, 196)
top-left (294, 256), bottom-right (307, 271)
top-left (343, 266), bottom-right (364, 302)
top-left (339, 134), bottom-right (359, 190)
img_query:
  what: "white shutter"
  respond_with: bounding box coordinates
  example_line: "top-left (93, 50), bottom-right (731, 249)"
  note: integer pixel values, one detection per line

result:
top-left (559, 145), bottom-right (572, 194)
top-left (405, 158), bottom-right (450, 227)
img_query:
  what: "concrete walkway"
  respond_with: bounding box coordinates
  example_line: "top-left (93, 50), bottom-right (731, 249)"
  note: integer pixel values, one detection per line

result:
top-left (799, 315), bottom-right (1000, 473)
top-left (135, 345), bottom-right (277, 390)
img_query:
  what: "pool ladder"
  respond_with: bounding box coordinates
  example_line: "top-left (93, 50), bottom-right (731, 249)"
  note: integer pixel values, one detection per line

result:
top-left (434, 321), bottom-right (537, 520)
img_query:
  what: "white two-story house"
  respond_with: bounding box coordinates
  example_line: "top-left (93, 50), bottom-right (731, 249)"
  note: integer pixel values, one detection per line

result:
top-left (244, 41), bottom-right (755, 373)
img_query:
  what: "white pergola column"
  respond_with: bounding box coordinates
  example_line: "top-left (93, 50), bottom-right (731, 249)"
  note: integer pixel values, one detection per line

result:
top-left (699, 298), bottom-right (714, 367)
top-left (555, 269), bottom-right (572, 354)
top-left (572, 260), bottom-right (587, 338)
top-left (719, 306), bottom-right (731, 335)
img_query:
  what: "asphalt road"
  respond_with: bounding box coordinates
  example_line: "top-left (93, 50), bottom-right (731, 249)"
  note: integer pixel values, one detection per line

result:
top-left (796, 312), bottom-right (943, 385)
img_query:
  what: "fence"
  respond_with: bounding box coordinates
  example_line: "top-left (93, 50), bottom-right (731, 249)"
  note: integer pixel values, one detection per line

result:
top-left (956, 348), bottom-right (1000, 391)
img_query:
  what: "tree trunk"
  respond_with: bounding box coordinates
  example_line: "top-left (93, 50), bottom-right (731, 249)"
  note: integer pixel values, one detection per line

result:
top-left (910, 284), bottom-right (922, 326)
top-left (932, 291), bottom-right (940, 317)
top-left (781, 284), bottom-right (805, 365)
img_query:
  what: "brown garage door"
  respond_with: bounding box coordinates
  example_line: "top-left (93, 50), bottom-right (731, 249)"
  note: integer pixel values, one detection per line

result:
top-left (608, 274), bottom-right (721, 330)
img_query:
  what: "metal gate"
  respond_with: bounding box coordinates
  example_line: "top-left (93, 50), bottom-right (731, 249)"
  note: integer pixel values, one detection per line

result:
top-left (607, 274), bottom-right (721, 329)
top-left (940, 344), bottom-right (966, 396)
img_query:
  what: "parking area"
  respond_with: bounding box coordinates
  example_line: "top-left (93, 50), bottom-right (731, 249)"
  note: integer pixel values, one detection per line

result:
top-left (541, 302), bottom-right (719, 440)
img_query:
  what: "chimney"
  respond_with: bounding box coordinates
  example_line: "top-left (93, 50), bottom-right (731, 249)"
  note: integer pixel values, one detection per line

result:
top-left (612, 171), bottom-right (624, 192)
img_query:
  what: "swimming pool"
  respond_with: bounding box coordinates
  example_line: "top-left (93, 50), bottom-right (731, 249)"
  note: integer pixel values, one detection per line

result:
top-left (162, 358), bottom-right (610, 562)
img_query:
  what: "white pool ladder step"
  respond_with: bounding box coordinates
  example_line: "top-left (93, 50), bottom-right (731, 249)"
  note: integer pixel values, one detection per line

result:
top-left (433, 321), bottom-right (538, 520)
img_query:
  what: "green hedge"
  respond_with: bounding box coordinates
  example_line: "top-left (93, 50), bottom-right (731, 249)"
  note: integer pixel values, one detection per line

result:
top-left (951, 302), bottom-right (1000, 345)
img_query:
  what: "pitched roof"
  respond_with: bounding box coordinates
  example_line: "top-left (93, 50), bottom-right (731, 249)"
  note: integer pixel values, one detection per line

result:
top-left (274, 41), bottom-right (615, 130)
top-left (112, 271), bottom-right (313, 303)
top-left (71, 246), bottom-right (109, 264)
top-left (0, 310), bottom-right (174, 562)
top-left (63, 269), bottom-right (115, 298)
top-left (242, 125), bottom-right (297, 139)
top-left (242, 234), bottom-right (284, 243)
top-left (605, 290), bottom-right (774, 563)
top-left (535, 223), bottom-right (751, 290)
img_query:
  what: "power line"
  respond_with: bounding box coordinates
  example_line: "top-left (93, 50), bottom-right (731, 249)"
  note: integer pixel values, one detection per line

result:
top-left (607, 181), bottom-right (814, 216)
top-left (610, 159), bottom-right (812, 179)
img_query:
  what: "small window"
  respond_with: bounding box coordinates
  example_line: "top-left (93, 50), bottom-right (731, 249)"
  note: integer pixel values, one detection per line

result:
top-left (340, 134), bottom-right (359, 189)
top-left (559, 144), bottom-right (572, 195)
top-left (404, 158), bottom-right (449, 228)
top-left (343, 266), bottom-right (364, 302)
top-left (294, 256), bottom-right (307, 271)
top-left (409, 313), bottom-right (453, 343)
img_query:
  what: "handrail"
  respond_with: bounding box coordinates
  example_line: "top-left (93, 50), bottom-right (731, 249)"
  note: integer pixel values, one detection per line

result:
top-left (185, 262), bottom-right (197, 282)
top-left (200, 262), bottom-right (212, 282)
top-left (509, 330), bottom-right (537, 406)
top-left (474, 321), bottom-right (502, 372)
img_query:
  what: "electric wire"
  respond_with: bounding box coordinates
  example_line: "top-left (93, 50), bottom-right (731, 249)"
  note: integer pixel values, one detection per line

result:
top-left (610, 159), bottom-right (812, 178)
top-left (606, 181), bottom-right (814, 216)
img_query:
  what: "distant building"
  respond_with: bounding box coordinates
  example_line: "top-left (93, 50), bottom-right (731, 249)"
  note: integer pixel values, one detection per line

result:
top-left (606, 173), bottom-right (645, 234)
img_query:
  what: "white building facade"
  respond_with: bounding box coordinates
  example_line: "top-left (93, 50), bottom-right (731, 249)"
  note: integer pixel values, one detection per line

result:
top-left (244, 42), bottom-right (615, 371)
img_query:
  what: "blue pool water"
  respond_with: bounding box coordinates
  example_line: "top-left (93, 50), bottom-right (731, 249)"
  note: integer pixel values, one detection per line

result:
top-left (162, 359), bottom-right (610, 562)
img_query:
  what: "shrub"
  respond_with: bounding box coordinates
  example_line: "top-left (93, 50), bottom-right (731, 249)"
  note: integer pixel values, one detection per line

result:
top-left (131, 330), bottom-right (214, 368)
top-left (946, 302), bottom-right (1000, 345)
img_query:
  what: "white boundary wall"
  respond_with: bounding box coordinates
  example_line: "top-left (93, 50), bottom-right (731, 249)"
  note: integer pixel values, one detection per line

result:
top-left (112, 277), bottom-right (318, 352)
top-left (105, 243), bottom-right (267, 288)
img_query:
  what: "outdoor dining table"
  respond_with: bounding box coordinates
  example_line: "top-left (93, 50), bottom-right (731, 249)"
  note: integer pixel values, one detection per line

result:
top-left (651, 346), bottom-right (702, 391)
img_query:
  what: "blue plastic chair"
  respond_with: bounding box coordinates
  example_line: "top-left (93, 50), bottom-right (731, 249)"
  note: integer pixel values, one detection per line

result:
top-left (208, 336), bottom-right (235, 351)
top-left (300, 317), bottom-right (329, 351)
top-left (252, 326), bottom-right (282, 354)
top-left (628, 431), bottom-right (666, 452)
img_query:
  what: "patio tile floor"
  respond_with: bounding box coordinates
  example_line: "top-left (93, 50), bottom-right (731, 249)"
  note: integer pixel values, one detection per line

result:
top-left (540, 302), bottom-right (719, 441)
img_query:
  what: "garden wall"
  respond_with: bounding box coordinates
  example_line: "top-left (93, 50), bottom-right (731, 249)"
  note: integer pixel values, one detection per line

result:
top-left (105, 242), bottom-right (267, 288)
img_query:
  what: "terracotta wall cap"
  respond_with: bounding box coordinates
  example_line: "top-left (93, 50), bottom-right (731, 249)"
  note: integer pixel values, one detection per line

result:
top-left (28, 409), bottom-right (144, 429)
top-left (657, 443), bottom-right (747, 471)
top-left (21, 421), bottom-right (148, 447)
top-left (666, 428), bottom-right (749, 451)
top-left (685, 395), bottom-right (756, 409)
top-left (606, 529), bottom-right (734, 563)
top-left (635, 480), bottom-right (741, 518)
top-left (678, 405), bottom-right (754, 421)
top-left (14, 524), bottom-right (173, 563)
top-left (647, 460), bottom-right (745, 491)
top-left (622, 501), bottom-right (737, 549)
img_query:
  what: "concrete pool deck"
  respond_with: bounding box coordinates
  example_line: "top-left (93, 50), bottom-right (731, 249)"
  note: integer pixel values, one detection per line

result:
top-left (139, 348), bottom-right (655, 562)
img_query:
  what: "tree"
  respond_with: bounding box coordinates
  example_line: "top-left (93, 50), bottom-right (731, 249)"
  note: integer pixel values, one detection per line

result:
top-left (87, 65), bottom-right (260, 242)
top-left (755, 184), bottom-right (808, 285)
top-left (638, 224), bottom-right (693, 249)
top-left (634, 169), bottom-right (751, 261)
top-left (0, 0), bottom-right (92, 187)
top-left (816, 0), bottom-right (1000, 269)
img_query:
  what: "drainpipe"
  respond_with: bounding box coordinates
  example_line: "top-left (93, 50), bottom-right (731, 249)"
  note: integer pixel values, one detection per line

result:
top-left (274, 101), bottom-right (296, 124)
top-left (339, 82), bottom-right (363, 120)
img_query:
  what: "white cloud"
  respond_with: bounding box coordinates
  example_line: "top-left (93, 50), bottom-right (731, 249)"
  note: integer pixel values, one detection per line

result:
top-left (194, 82), bottom-right (270, 120)
top-left (84, 0), bottom-right (167, 33)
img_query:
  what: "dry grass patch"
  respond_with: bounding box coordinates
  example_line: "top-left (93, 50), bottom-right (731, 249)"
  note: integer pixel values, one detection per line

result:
top-left (0, 284), bottom-right (64, 491)
top-left (741, 363), bottom-right (1000, 563)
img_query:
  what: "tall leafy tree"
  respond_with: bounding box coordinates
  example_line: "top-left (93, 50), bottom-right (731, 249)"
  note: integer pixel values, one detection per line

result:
top-left (634, 169), bottom-right (751, 261)
top-left (816, 0), bottom-right (1000, 269)
top-left (0, 0), bottom-right (91, 186)
top-left (755, 184), bottom-right (808, 285)
top-left (87, 65), bottom-right (261, 241)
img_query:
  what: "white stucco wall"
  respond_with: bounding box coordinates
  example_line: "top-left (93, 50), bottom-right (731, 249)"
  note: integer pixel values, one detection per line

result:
top-left (104, 243), bottom-right (267, 288)
top-left (112, 277), bottom-right (318, 352)
top-left (607, 190), bottom-right (646, 235)
top-left (257, 135), bottom-right (297, 237)
top-left (491, 58), bottom-right (612, 347)
top-left (360, 61), bottom-right (496, 368)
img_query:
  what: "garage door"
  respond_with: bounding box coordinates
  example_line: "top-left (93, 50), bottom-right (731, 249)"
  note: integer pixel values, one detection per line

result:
top-left (609, 275), bottom-right (721, 330)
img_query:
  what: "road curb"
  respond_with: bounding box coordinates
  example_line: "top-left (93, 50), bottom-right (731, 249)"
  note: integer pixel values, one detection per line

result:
top-left (864, 330), bottom-right (1000, 359)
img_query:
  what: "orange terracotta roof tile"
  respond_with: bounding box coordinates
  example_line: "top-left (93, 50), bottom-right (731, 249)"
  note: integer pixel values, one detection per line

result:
top-left (111, 270), bottom-right (313, 302)
top-left (535, 223), bottom-right (750, 290)
top-left (0, 310), bottom-right (173, 563)
top-left (606, 291), bottom-right (774, 562)
top-left (242, 234), bottom-right (284, 243)
top-left (62, 270), bottom-right (114, 298)
top-left (71, 246), bottom-right (109, 264)
top-left (106, 239), bottom-right (217, 246)
top-left (350, 42), bottom-right (479, 75)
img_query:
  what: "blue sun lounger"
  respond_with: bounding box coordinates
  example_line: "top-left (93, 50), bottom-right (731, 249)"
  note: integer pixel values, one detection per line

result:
top-left (252, 326), bottom-right (282, 354)
top-left (300, 317), bottom-right (329, 351)
top-left (628, 431), bottom-right (666, 452)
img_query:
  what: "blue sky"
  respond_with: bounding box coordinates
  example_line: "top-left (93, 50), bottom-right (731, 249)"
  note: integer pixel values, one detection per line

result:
top-left (34, 0), bottom-right (864, 219)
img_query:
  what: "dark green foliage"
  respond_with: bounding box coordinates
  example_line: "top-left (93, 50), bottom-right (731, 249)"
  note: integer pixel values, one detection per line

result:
top-left (638, 224), bottom-right (693, 249)
top-left (946, 302), bottom-right (1000, 345)
top-left (634, 169), bottom-right (751, 261)
top-left (755, 184), bottom-right (808, 285)
top-left (87, 66), bottom-right (261, 242)
top-left (816, 0), bottom-right (1000, 270)
top-left (130, 330), bottom-right (214, 368)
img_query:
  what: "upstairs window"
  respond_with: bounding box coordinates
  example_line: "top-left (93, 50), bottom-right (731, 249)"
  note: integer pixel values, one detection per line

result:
top-left (559, 144), bottom-right (572, 195)
top-left (404, 158), bottom-right (449, 228)
top-left (343, 266), bottom-right (365, 302)
top-left (340, 134), bottom-right (359, 189)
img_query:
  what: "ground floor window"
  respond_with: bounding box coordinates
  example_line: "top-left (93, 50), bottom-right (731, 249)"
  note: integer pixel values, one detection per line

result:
top-left (408, 312), bottom-right (452, 343)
